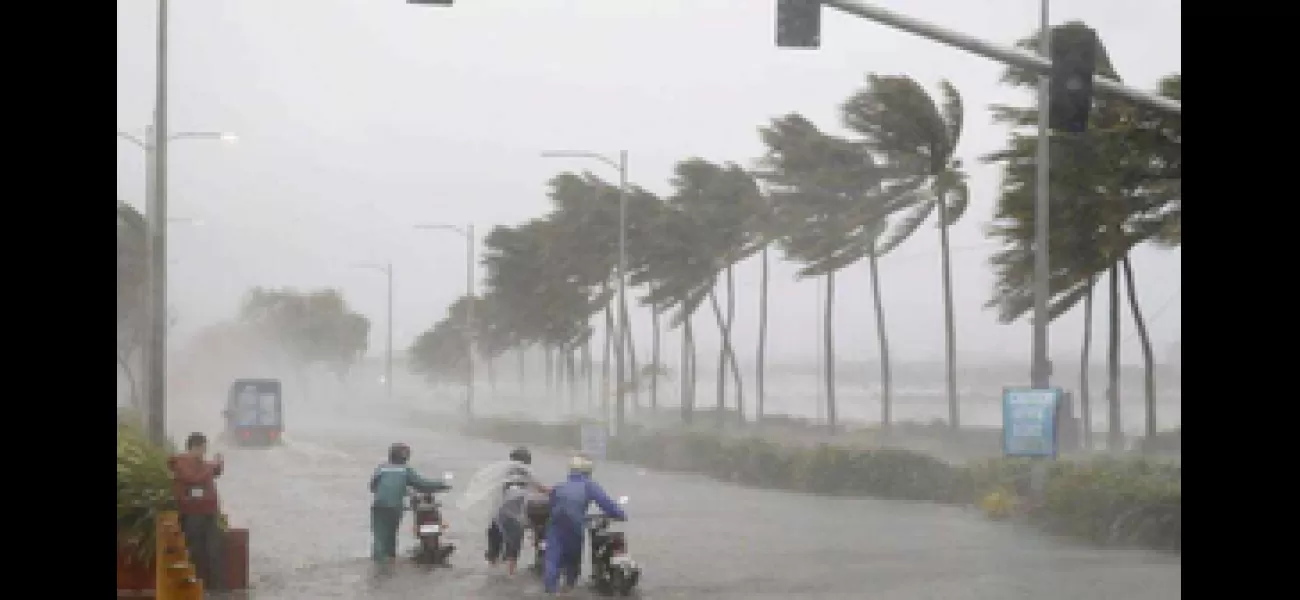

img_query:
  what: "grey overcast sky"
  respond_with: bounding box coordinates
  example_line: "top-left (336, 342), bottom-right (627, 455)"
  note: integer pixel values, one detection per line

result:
top-left (116, 0), bottom-right (1181, 367)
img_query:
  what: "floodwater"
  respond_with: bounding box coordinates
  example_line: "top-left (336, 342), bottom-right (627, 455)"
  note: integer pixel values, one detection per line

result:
top-left (204, 404), bottom-right (1181, 600)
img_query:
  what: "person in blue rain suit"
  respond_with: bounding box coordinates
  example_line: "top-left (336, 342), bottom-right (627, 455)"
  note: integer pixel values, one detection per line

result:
top-left (369, 442), bottom-right (451, 562)
top-left (543, 454), bottom-right (627, 595)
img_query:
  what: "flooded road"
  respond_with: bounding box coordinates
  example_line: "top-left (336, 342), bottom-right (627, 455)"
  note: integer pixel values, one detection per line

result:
top-left (211, 408), bottom-right (1180, 600)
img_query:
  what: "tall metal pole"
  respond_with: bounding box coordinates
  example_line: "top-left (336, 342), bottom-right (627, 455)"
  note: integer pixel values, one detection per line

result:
top-left (1030, 0), bottom-right (1051, 390)
top-left (824, 0), bottom-right (1179, 116)
top-left (465, 224), bottom-right (476, 418)
top-left (613, 151), bottom-right (628, 435)
top-left (146, 0), bottom-right (170, 445)
top-left (385, 262), bottom-right (394, 402)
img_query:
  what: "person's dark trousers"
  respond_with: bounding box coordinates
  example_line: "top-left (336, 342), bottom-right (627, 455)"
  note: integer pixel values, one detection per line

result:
top-left (371, 507), bottom-right (403, 561)
top-left (485, 520), bottom-right (503, 562)
top-left (499, 517), bottom-right (524, 562)
top-left (179, 513), bottom-right (225, 591)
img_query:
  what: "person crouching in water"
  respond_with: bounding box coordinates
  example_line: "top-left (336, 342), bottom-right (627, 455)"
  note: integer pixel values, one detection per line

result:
top-left (486, 446), bottom-right (550, 574)
top-left (369, 442), bottom-right (450, 562)
top-left (543, 454), bottom-right (627, 595)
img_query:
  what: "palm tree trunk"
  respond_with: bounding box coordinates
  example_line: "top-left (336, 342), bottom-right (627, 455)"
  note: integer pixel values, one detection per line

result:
top-left (824, 270), bottom-right (838, 434)
top-left (1080, 275), bottom-right (1095, 450)
top-left (937, 206), bottom-right (959, 430)
top-left (1106, 264), bottom-right (1123, 451)
top-left (757, 247), bottom-right (769, 425)
top-left (567, 348), bottom-right (578, 415)
top-left (583, 340), bottom-right (594, 413)
top-left (544, 346), bottom-right (553, 394)
top-left (624, 307), bottom-right (640, 415)
top-left (710, 288), bottom-right (727, 427)
top-left (603, 301), bottom-right (614, 419)
top-left (517, 346), bottom-right (526, 392)
top-left (620, 290), bottom-right (638, 416)
top-left (682, 318), bottom-right (696, 425)
top-left (1121, 257), bottom-right (1157, 439)
top-left (868, 253), bottom-right (893, 432)
top-left (726, 265), bottom-right (744, 423)
top-left (651, 307), bottom-right (661, 412)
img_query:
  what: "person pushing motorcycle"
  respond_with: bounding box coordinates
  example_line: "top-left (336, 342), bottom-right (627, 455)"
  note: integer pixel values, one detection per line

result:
top-left (543, 454), bottom-right (627, 595)
top-left (369, 442), bottom-right (450, 562)
top-left (485, 446), bottom-right (550, 574)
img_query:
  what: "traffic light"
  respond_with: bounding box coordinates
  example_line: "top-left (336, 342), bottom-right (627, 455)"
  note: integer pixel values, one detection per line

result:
top-left (1048, 24), bottom-right (1099, 133)
top-left (776, 0), bottom-right (822, 49)
top-left (407, 0), bottom-right (453, 6)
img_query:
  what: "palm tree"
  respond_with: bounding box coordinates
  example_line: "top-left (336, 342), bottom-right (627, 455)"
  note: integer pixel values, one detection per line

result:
top-left (656, 159), bottom-right (764, 426)
top-left (840, 75), bottom-right (970, 430)
top-left (756, 114), bottom-right (906, 432)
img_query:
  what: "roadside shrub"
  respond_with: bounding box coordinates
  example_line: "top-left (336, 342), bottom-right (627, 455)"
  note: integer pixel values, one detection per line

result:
top-left (117, 421), bottom-right (177, 563)
top-left (460, 417), bottom-right (1180, 552)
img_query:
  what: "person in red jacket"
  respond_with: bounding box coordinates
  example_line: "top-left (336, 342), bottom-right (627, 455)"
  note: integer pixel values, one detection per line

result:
top-left (168, 432), bottom-right (226, 591)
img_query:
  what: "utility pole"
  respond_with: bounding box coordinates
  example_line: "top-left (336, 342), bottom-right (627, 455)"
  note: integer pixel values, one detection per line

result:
top-left (146, 0), bottom-right (170, 445)
top-left (465, 224), bottom-right (476, 418)
top-left (385, 261), bottom-right (393, 402)
top-left (1031, 0), bottom-right (1051, 390)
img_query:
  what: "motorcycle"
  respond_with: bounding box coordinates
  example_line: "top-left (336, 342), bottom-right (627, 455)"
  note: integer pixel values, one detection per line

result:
top-left (587, 495), bottom-right (639, 596)
top-left (525, 496), bottom-right (551, 576)
top-left (408, 471), bottom-right (456, 566)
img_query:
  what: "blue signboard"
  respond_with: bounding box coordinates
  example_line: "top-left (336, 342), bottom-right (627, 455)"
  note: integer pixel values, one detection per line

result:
top-left (1002, 387), bottom-right (1061, 458)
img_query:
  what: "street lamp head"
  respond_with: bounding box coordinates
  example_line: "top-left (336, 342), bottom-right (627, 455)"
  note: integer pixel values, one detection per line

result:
top-left (219, 132), bottom-right (239, 144)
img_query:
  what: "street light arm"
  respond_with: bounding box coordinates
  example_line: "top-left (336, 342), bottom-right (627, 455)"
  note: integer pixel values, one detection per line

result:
top-left (353, 263), bottom-right (392, 275)
top-left (414, 223), bottom-right (470, 239)
top-left (540, 150), bottom-right (620, 171)
top-left (170, 131), bottom-right (238, 143)
top-left (117, 131), bottom-right (147, 149)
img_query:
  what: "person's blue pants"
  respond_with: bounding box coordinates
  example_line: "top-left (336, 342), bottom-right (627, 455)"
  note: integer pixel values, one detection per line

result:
top-left (542, 526), bottom-right (583, 593)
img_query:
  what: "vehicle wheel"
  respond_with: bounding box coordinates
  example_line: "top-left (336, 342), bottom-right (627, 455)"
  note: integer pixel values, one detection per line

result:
top-left (608, 568), bottom-right (628, 596)
top-left (420, 537), bottom-right (440, 563)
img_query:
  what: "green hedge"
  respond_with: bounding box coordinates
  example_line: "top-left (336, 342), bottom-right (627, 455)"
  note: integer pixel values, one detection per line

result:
top-left (462, 417), bottom-right (1179, 553)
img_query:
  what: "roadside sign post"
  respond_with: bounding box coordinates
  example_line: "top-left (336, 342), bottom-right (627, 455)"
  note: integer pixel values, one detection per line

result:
top-left (1003, 387), bottom-right (1062, 502)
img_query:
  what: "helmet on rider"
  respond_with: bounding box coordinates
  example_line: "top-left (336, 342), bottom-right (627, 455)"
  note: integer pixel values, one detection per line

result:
top-left (568, 454), bottom-right (594, 475)
top-left (389, 442), bottom-right (411, 465)
top-left (509, 446), bottom-right (532, 465)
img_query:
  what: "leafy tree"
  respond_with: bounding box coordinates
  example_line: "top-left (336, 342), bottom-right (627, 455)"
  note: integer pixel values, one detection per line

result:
top-left (983, 21), bottom-right (1181, 445)
top-left (117, 201), bottom-right (148, 409)
top-left (237, 287), bottom-right (370, 381)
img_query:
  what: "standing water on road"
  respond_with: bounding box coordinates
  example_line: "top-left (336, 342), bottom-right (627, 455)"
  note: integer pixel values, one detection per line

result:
top-left (203, 406), bottom-right (1179, 600)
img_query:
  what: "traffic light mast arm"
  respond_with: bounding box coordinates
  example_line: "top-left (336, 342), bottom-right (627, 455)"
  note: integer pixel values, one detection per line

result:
top-left (823, 0), bottom-right (1181, 116)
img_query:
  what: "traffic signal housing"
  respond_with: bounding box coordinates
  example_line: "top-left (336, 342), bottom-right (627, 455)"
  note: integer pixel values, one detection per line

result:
top-left (776, 0), bottom-right (822, 49)
top-left (1048, 24), bottom-right (1099, 133)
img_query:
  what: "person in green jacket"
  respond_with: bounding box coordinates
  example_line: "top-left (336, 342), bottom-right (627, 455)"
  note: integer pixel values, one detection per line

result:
top-left (370, 442), bottom-right (451, 561)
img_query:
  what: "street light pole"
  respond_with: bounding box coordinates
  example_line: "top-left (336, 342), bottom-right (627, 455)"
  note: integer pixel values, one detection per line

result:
top-left (615, 150), bottom-right (628, 434)
top-left (386, 262), bottom-right (394, 402)
top-left (413, 223), bottom-right (477, 417)
top-left (1031, 0), bottom-right (1051, 390)
top-left (539, 150), bottom-right (629, 436)
top-left (466, 224), bottom-right (476, 418)
top-left (146, 0), bottom-right (170, 446)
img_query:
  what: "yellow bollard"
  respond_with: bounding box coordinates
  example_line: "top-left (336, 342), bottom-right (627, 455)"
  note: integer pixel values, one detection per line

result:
top-left (155, 511), bottom-right (203, 600)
